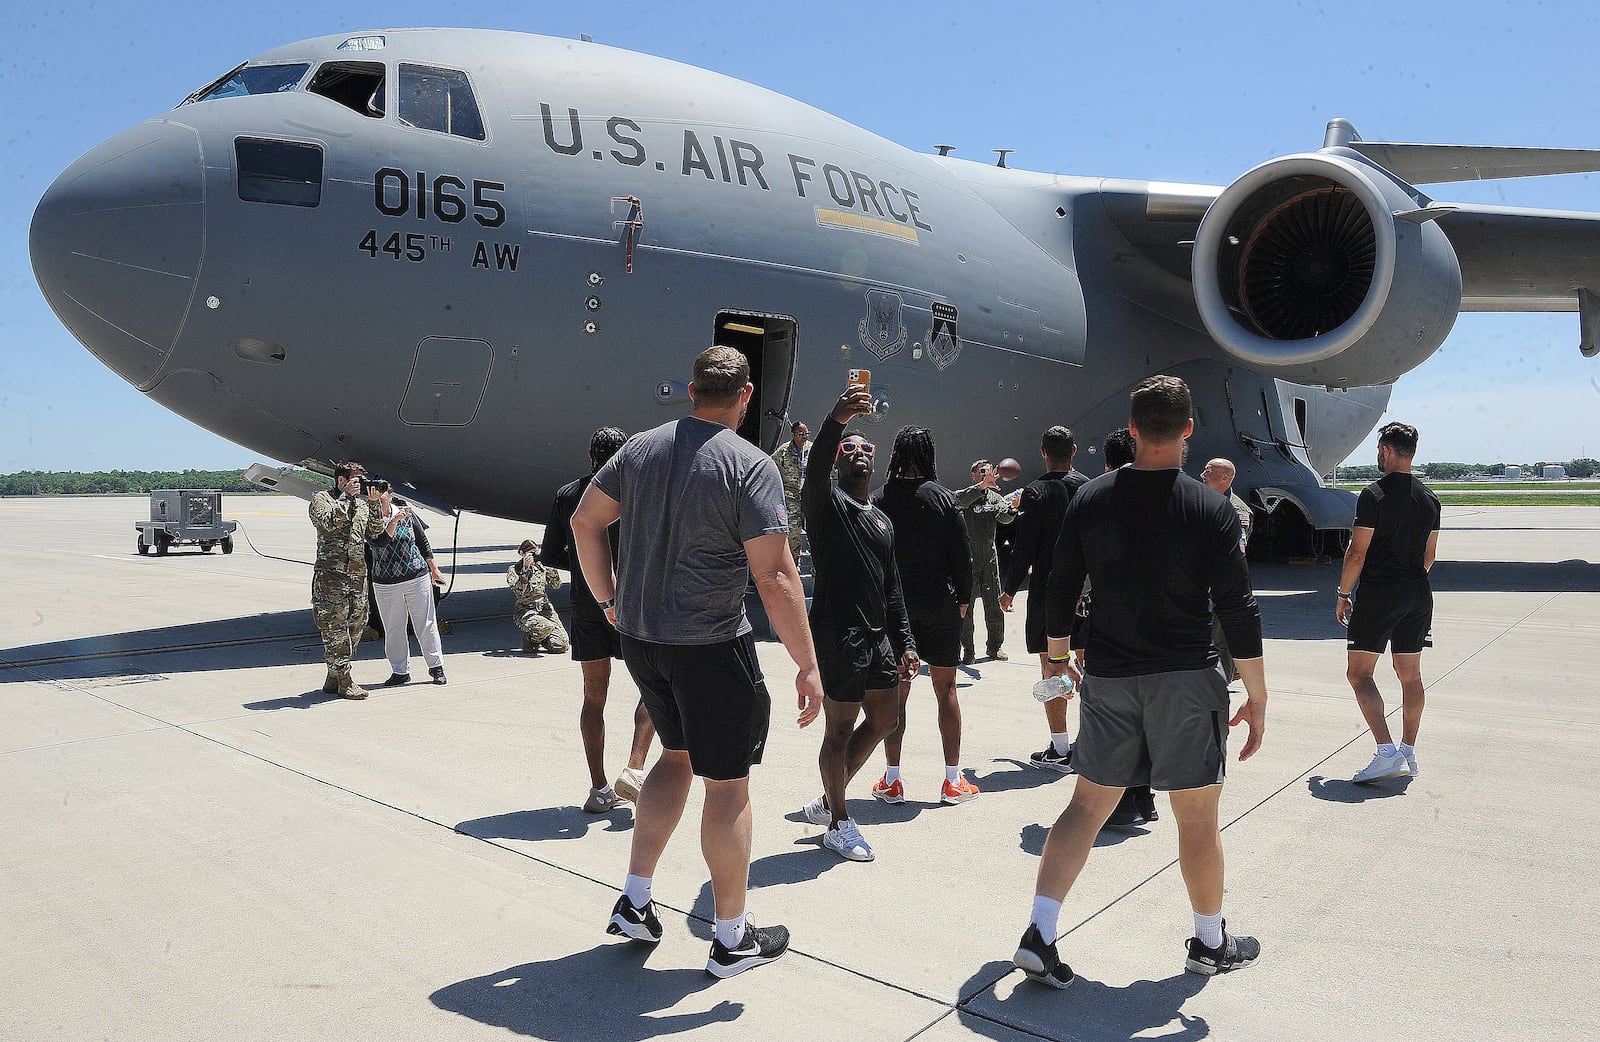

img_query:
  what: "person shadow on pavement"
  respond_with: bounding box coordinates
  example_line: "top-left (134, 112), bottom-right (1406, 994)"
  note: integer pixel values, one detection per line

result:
top-left (956, 958), bottom-right (1209, 1042)
top-left (1306, 774), bottom-right (1414, 803)
top-left (431, 943), bottom-right (741, 1040)
top-left (456, 805), bottom-right (633, 842)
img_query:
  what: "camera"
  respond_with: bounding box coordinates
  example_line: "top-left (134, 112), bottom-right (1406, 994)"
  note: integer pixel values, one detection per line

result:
top-left (353, 476), bottom-right (389, 495)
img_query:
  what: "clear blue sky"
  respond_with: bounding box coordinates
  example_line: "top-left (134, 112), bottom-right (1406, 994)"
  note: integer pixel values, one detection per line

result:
top-left (4, 1), bottom-right (1598, 472)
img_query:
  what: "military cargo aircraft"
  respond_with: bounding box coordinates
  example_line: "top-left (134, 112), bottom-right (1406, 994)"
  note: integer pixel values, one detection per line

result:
top-left (28, 28), bottom-right (1600, 549)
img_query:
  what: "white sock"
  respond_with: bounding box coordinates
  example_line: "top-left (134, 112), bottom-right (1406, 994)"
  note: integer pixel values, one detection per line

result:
top-left (884, 765), bottom-right (901, 784)
top-left (596, 784), bottom-right (614, 796)
top-left (623, 874), bottom-right (652, 910)
top-left (945, 765), bottom-right (961, 784)
top-left (1194, 909), bottom-right (1224, 949)
top-left (1051, 732), bottom-right (1072, 756)
top-left (1030, 895), bottom-right (1062, 945)
top-left (714, 913), bottom-right (747, 949)
top-left (1377, 742), bottom-right (1398, 757)
top-left (1398, 742), bottom-right (1416, 757)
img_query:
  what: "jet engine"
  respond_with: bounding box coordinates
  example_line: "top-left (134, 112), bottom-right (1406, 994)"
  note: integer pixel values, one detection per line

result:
top-left (1192, 152), bottom-right (1462, 387)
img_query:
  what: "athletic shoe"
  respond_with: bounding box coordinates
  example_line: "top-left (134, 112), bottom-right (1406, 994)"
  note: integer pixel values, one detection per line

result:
top-left (1185, 923), bottom-right (1261, 975)
top-left (429, 665), bottom-right (447, 686)
top-left (706, 920), bottom-right (790, 978)
top-left (822, 818), bottom-right (874, 861)
top-left (613, 766), bottom-right (646, 804)
top-left (802, 794), bottom-right (832, 826)
top-left (1352, 749), bottom-right (1410, 783)
top-left (940, 776), bottom-right (980, 804)
top-left (1029, 745), bottom-right (1075, 774)
top-left (1402, 749), bottom-right (1419, 776)
top-left (383, 673), bottom-right (410, 687)
top-left (1104, 800), bottom-right (1143, 828)
top-left (988, 648), bottom-right (1009, 661)
top-left (1013, 924), bottom-right (1075, 989)
top-left (1135, 790), bottom-right (1160, 823)
top-left (605, 894), bottom-right (662, 943)
top-left (870, 775), bottom-right (905, 804)
top-left (583, 787), bottom-right (624, 813)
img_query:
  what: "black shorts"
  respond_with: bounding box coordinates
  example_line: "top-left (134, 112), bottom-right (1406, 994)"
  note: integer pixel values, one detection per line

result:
top-left (1023, 591), bottom-right (1049, 655)
top-left (570, 608), bottom-right (622, 662)
top-left (815, 625), bottom-right (899, 703)
top-left (1073, 665), bottom-right (1231, 791)
top-left (620, 633), bottom-right (772, 781)
top-left (1347, 581), bottom-right (1433, 655)
top-left (907, 598), bottom-right (961, 667)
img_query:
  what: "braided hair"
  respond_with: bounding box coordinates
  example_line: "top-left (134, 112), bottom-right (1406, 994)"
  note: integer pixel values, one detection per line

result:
top-left (887, 426), bottom-right (937, 481)
top-left (589, 426), bottom-right (627, 474)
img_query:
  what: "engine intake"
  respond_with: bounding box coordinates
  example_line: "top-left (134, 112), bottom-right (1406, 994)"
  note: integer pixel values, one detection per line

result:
top-left (1193, 152), bottom-right (1462, 387)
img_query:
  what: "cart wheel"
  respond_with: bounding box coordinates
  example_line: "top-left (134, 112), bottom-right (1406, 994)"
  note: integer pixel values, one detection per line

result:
top-left (200, 541), bottom-right (214, 553)
top-left (137, 535), bottom-right (149, 556)
top-left (222, 535), bottom-right (235, 555)
top-left (156, 532), bottom-right (171, 556)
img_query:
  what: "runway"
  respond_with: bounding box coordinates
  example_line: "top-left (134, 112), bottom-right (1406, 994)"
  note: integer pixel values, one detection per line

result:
top-left (5, 495), bottom-right (1598, 1041)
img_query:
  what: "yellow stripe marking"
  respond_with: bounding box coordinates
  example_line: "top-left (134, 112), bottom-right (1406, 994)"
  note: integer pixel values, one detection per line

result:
top-left (815, 208), bottom-right (920, 243)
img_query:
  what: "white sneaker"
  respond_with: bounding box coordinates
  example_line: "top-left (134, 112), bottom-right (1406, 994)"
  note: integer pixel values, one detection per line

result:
top-left (802, 794), bottom-right (831, 826)
top-left (1402, 749), bottom-right (1419, 776)
top-left (1352, 749), bottom-right (1411, 784)
top-left (823, 818), bottom-right (874, 862)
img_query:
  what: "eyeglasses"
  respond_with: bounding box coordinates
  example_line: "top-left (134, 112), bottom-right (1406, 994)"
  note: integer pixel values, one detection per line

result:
top-left (838, 442), bottom-right (875, 457)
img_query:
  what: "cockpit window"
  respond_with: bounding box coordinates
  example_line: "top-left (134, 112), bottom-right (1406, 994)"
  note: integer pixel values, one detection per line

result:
top-left (306, 61), bottom-right (387, 119)
top-left (186, 63), bottom-right (309, 105)
top-left (398, 64), bottom-right (485, 140)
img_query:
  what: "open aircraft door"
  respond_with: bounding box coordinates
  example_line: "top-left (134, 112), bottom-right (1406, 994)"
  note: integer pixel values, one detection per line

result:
top-left (714, 312), bottom-right (797, 452)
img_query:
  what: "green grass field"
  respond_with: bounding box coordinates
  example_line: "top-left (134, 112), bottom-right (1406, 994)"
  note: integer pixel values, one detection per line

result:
top-left (1332, 482), bottom-right (1600, 506)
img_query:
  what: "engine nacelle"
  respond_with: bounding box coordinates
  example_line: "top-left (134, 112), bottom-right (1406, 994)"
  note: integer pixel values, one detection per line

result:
top-left (1192, 152), bottom-right (1462, 387)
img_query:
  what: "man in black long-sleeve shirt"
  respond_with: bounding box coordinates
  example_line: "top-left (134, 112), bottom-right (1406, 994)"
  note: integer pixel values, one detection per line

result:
top-left (871, 426), bottom-right (977, 805)
top-left (1000, 426), bottom-right (1089, 772)
top-left (798, 389), bottom-right (919, 862)
top-left (1011, 375), bottom-right (1269, 990)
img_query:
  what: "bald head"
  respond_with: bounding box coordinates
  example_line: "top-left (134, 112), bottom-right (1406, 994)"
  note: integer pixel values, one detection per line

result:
top-left (1201, 458), bottom-right (1235, 494)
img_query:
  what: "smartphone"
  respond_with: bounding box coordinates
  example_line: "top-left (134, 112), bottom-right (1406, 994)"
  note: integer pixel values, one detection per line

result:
top-left (847, 368), bottom-right (871, 393)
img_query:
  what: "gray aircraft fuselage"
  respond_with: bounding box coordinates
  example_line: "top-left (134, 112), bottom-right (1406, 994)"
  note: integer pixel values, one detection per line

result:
top-left (42, 28), bottom-right (1587, 535)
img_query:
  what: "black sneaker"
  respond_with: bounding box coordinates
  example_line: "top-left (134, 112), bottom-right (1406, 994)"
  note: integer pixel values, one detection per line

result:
top-left (605, 894), bottom-right (662, 943)
top-left (1185, 922), bottom-right (1261, 975)
top-left (382, 673), bottom-right (410, 687)
top-left (1029, 745), bottom-right (1075, 774)
top-left (1135, 790), bottom-right (1159, 823)
top-left (1104, 794), bottom-right (1144, 829)
top-left (705, 920), bottom-right (790, 978)
top-left (429, 665), bottom-right (447, 685)
top-left (1012, 924), bottom-right (1075, 989)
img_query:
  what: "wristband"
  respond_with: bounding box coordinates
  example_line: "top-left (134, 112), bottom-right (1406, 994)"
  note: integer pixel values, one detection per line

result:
top-left (1047, 653), bottom-right (1071, 663)
top-left (596, 597), bottom-right (616, 610)
top-left (1336, 592), bottom-right (1352, 600)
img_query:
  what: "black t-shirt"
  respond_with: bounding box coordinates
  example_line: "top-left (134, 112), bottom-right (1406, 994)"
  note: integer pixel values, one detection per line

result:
top-left (871, 477), bottom-right (973, 608)
top-left (541, 474), bottom-right (619, 620)
top-left (802, 417), bottom-right (914, 654)
top-left (1044, 467), bottom-right (1262, 678)
top-left (1003, 470), bottom-right (1089, 595)
top-left (1354, 471), bottom-right (1442, 586)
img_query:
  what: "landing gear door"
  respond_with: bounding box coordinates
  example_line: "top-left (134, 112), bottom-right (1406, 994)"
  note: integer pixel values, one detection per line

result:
top-left (714, 312), bottom-right (797, 452)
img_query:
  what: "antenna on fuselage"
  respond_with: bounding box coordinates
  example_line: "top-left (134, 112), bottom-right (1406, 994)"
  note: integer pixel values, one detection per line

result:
top-left (935, 144), bottom-right (956, 157)
top-left (580, 33), bottom-right (594, 43)
top-left (993, 149), bottom-right (1014, 168)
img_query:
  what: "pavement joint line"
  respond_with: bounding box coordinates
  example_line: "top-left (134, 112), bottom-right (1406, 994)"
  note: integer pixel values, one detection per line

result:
top-left (1, 725), bottom-right (172, 758)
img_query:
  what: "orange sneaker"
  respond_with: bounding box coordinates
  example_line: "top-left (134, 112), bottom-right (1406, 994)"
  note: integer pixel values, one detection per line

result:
top-left (940, 776), bottom-right (980, 804)
top-left (871, 774), bottom-right (905, 804)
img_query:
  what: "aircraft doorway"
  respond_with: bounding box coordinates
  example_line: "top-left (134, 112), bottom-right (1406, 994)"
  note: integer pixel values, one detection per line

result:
top-left (714, 312), bottom-right (797, 452)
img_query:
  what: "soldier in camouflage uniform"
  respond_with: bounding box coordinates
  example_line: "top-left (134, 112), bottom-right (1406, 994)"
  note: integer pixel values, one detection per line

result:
top-left (508, 538), bottom-right (570, 653)
top-left (957, 459), bottom-right (1018, 663)
top-left (310, 462), bottom-right (386, 698)
top-left (771, 419), bottom-right (813, 565)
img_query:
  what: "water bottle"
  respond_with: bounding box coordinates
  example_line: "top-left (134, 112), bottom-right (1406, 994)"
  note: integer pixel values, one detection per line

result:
top-left (1032, 674), bottom-right (1075, 703)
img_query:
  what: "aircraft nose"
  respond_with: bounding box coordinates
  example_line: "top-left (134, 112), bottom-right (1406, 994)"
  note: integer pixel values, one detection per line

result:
top-left (29, 120), bottom-right (204, 391)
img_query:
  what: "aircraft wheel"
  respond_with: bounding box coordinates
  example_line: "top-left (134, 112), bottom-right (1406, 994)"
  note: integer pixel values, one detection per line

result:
top-left (156, 532), bottom-right (171, 556)
top-left (137, 535), bottom-right (149, 555)
top-left (222, 535), bottom-right (235, 555)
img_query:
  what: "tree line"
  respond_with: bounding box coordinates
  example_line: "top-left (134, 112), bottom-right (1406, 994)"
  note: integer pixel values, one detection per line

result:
top-left (0, 469), bottom-right (331, 496)
top-left (1336, 459), bottom-right (1599, 481)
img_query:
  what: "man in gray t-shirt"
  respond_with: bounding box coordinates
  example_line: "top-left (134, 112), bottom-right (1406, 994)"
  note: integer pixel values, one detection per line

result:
top-left (573, 345), bottom-right (822, 979)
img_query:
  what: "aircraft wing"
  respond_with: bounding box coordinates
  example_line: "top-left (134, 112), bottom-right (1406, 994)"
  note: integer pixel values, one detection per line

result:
top-left (1438, 205), bottom-right (1600, 312)
top-left (1345, 141), bottom-right (1600, 185)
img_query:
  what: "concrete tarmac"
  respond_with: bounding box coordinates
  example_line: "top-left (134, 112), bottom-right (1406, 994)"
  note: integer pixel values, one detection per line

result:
top-left (4, 495), bottom-right (1598, 1041)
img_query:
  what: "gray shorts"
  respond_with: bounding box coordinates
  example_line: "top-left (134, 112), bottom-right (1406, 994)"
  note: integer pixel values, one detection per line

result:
top-left (1073, 664), bottom-right (1231, 791)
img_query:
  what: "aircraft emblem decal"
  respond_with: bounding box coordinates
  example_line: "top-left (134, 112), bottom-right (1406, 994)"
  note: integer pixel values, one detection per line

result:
top-left (858, 289), bottom-right (906, 360)
top-left (927, 302), bottom-right (961, 371)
